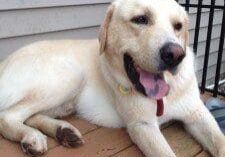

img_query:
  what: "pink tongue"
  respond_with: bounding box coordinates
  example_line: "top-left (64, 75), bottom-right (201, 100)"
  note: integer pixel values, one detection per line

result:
top-left (136, 67), bottom-right (170, 100)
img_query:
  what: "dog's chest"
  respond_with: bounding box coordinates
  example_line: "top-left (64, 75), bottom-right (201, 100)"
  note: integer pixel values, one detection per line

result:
top-left (76, 83), bottom-right (125, 128)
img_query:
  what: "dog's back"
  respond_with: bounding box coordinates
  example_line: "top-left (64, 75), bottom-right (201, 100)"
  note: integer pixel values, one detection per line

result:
top-left (0, 39), bottom-right (99, 111)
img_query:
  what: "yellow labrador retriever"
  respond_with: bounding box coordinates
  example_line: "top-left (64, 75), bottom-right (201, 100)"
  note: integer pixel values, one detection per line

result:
top-left (0, 0), bottom-right (224, 156)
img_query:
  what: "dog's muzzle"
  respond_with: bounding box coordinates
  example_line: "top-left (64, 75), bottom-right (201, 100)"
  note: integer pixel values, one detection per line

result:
top-left (160, 42), bottom-right (185, 70)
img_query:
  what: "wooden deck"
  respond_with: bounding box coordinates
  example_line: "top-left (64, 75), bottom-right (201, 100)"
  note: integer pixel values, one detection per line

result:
top-left (0, 93), bottom-right (221, 157)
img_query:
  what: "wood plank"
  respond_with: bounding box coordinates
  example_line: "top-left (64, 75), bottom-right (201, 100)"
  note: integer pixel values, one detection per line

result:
top-left (195, 151), bottom-right (212, 157)
top-left (112, 122), bottom-right (174, 157)
top-left (112, 123), bottom-right (202, 157)
top-left (48, 116), bottom-right (99, 149)
top-left (44, 127), bottom-right (132, 157)
top-left (65, 116), bottom-right (99, 135)
top-left (163, 123), bottom-right (202, 157)
top-left (113, 145), bottom-right (144, 157)
top-left (0, 139), bottom-right (27, 157)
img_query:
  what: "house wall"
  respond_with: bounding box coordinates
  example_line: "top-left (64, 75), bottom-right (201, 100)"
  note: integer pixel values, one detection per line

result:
top-left (0, 0), bottom-right (224, 85)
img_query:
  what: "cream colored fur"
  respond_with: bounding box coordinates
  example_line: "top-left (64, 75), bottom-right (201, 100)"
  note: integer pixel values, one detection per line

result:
top-left (0, 0), bottom-right (224, 156)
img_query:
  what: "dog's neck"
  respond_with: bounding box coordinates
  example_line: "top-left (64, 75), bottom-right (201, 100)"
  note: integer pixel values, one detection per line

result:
top-left (99, 54), bottom-right (134, 97)
top-left (99, 47), bottom-right (196, 98)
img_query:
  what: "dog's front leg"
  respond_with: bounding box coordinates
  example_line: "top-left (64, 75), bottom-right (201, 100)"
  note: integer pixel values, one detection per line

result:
top-left (127, 121), bottom-right (176, 157)
top-left (116, 95), bottom-right (176, 157)
top-left (180, 100), bottom-right (225, 157)
top-left (117, 98), bottom-right (176, 157)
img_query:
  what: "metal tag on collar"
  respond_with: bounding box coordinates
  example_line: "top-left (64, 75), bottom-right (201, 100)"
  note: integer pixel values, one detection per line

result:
top-left (118, 84), bottom-right (132, 95)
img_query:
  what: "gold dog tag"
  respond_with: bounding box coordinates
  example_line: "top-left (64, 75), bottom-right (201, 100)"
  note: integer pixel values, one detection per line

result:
top-left (118, 85), bottom-right (132, 95)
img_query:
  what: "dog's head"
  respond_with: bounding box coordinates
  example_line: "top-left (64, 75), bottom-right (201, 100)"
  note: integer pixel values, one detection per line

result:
top-left (99, 0), bottom-right (189, 99)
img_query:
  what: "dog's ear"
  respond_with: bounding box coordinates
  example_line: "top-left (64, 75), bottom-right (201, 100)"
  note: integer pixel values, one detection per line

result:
top-left (99, 5), bottom-right (115, 55)
top-left (184, 25), bottom-right (189, 49)
top-left (183, 16), bottom-right (189, 52)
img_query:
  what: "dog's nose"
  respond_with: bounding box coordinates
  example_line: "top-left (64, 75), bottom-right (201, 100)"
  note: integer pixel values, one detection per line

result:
top-left (160, 42), bottom-right (185, 68)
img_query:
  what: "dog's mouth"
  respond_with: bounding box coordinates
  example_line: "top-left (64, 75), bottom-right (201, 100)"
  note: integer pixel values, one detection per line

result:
top-left (124, 54), bottom-right (170, 100)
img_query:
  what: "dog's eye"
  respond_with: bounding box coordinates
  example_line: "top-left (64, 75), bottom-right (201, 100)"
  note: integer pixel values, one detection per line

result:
top-left (173, 22), bottom-right (183, 31)
top-left (131, 15), bottom-right (149, 25)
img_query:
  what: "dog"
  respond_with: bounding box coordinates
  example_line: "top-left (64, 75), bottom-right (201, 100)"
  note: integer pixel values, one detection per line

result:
top-left (0, 0), bottom-right (224, 156)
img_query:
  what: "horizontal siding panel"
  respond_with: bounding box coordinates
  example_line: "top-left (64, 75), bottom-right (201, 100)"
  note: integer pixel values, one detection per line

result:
top-left (201, 75), bottom-right (225, 87)
top-left (196, 62), bottom-right (225, 85)
top-left (0, 3), bottom-right (223, 41)
top-left (0, 0), bottom-right (223, 12)
top-left (189, 10), bottom-right (223, 30)
top-left (192, 38), bottom-right (225, 57)
top-left (195, 49), bottom-right (225, 71)
top-left (0, 26), bottom-right (99, 59)
top-left (1, 4), bottom-right (222, 41)
top-left (189, 24), bottom-right (222, 44)
top-left (0, 0), bottom-right (112, 11)
top-left (0, 4), bottom-right (108, 39)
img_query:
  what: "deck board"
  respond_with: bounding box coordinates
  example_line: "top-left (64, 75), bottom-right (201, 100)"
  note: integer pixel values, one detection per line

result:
top-left (44, 127), bottom-right (132, 157)
top-left (113, 146), bottom-right (144, 157)
top-left (47, 117), bottom-right (99, 150)
top-left (195, 151), bottom-right (212, 157)
top-left (0, 93), bottom-right (221, 157)
top-left (163, 123), bottom-right (202, 157)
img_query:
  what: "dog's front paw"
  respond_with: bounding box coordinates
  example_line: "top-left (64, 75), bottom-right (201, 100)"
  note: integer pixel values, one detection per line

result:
top-left (56, 126), bottom-right (84, 148)
top-left (21, 131), bottom-right (47, 156)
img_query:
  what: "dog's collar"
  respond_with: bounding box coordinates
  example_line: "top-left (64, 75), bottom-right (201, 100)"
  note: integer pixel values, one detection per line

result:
top-left (118, 84), bottom-right (164, 117)
top-left (118, 84), bottom-right (132, 95)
